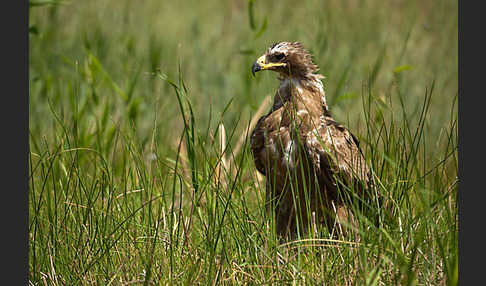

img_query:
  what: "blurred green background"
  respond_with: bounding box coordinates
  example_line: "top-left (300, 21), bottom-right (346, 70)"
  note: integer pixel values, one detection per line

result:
top-left (29, 0), bottom-right (457, 152)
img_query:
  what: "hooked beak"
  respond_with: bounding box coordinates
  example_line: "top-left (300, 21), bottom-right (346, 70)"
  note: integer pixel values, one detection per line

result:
top-left (251, 55), bottom-right (265, 77)
top-left (251, 54), bottom-right (287, 77)
top-left (251, 62), bottom-right (261, 76)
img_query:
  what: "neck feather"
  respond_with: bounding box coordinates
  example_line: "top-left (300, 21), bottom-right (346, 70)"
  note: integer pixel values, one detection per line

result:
top-left (276, 73), bottom-right (329, 113)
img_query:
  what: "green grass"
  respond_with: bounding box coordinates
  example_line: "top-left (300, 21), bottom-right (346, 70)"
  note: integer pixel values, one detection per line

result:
top-left (29, 0), bottom-right (457, 285)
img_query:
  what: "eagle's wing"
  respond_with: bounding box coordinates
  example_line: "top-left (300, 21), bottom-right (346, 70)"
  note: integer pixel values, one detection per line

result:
top-left (304, 115), bottom-right (373, 196)
top-left (250, 107), bottom-right (285, 176)
top-left (250, 116), bottom-right (268, 175)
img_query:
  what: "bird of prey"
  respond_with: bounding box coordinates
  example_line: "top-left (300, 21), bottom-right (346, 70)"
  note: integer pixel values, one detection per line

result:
top-left (250, 41), bottom-right (376, 239)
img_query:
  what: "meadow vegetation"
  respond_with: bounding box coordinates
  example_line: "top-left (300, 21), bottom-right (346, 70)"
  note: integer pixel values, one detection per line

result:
top-left (29, 0), bottom-right (457, 284)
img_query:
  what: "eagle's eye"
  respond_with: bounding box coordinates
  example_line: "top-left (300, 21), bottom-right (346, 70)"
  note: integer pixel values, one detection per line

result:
top-left (274, 53), bottom-right (285, 61)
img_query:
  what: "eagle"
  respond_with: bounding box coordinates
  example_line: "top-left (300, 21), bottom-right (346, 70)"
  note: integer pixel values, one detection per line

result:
top-left (250, 41), bottom-right (376, 239)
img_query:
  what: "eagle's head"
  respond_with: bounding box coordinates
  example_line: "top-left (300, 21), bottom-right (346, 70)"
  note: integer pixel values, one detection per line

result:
top-left (251, 41), bottom-right (319, 79)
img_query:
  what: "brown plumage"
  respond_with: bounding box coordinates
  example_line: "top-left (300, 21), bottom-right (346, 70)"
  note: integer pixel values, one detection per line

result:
top-left (250, 42), bottom-right (376, 239)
